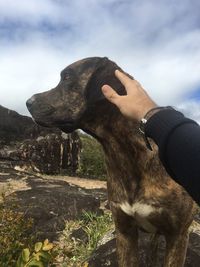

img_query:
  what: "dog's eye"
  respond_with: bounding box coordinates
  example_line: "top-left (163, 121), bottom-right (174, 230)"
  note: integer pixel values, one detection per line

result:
top-left (64, 73), bottom-right (70, 80)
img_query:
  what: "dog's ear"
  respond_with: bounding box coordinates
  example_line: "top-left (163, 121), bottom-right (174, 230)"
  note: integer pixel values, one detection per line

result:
top-left (84, 57), bottom-right (133, 106)
top-left (84, 57), bottom-right (109, 105)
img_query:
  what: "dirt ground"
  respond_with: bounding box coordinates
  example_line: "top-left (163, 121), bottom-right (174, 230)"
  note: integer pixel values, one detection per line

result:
top-left (0, 160), bottom-right (106, 201)
top-left (43, 175), bottom-right (107, 189)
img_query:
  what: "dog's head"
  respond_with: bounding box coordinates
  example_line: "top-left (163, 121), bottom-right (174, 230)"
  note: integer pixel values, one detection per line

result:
top-left (26, 57), bottom-right (129, 134)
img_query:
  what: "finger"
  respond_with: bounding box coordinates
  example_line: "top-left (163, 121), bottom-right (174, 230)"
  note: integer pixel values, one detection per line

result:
top-left (101, 85), bottom-right (120, 105)
top-left (116, 70), bottom-right (141, 94)
top-left (115, 70), bottom-right (133, 88)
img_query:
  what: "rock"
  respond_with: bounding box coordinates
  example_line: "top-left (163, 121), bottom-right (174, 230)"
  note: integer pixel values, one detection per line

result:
top-left (97, 230), bottom-right (115, 247)
top-left (0, 104), bottom-right (58, 145)
top-left (1, 164), bottom-right (106, 240)
top-left (0, 105), bottom-right (81, 174)
top-left (0, 133), bottom-right (81, 175)
top-left (70, 227), bottom-right (89, 243)
top-left (88, 239), bottom-right (117, 267)
top-left (19, 132), bottom-right (81, 174)
top-left (61, 132), bottom-right (82, 174)
top-left (88, 228), bottom-right (200, 267)
top-left (0, 104), bottom-right (81, 174)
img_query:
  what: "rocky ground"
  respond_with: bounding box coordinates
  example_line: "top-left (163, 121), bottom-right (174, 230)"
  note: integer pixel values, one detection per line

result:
top-left (0, 160), bottom-right (107, 240)
top-left (1, 160), bottom-right (200, 266)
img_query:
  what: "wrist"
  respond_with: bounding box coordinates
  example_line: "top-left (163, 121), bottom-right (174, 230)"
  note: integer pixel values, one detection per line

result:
top-left (139, 106), bottom-right (174, 150)
top-left (137, 102), bottom-right (157, 121)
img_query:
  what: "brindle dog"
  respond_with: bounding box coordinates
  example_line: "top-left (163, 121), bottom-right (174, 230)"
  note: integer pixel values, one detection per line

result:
top-left (26, 57), bottom-right (197, 267)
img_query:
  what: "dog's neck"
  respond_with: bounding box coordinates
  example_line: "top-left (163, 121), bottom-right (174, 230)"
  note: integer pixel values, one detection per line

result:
top-left (83, 112), bottom-right (148, 156)
top-left (82, 113), bottom-right (161, 201)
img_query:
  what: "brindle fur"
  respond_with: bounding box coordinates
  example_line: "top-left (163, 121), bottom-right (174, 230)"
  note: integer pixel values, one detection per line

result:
top-left (27, 57), bottom-right (197, 267)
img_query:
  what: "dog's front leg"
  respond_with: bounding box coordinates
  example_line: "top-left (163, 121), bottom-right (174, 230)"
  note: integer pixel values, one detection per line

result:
top-left (164, 229), bottom-right (189, 267)
top-left (112, 206), bottom-right (139, 267)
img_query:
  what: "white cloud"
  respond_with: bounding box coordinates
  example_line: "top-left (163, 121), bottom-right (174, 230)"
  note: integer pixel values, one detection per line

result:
top-left (0, 0), bottom-right (60, 23)
top-left (0, 0), bottom-right (200, 116)
top-left (177, 100), bottom-right (200, 124)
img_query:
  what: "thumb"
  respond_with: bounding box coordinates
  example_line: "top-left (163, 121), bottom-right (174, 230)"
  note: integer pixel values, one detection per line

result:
top-left (102, 85), bottom-right (120, 105)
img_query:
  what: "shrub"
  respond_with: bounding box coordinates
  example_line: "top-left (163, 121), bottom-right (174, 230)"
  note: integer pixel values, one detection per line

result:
top-left (16, 239), bottom-right (54, 267)
top-left (0, 197), bottom-right (34, 266)
top-left (0, 194), bottom-right (55, 267)
top-left (78, 134), bottom-right (107, 180)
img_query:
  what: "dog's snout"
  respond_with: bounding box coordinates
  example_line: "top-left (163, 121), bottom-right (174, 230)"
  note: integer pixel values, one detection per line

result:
top-left (26, 96), bottom-right (36, 109)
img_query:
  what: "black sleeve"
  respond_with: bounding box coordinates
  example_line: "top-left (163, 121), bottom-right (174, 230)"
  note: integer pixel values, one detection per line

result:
top-left (145, 109), bottom-right (200, 205)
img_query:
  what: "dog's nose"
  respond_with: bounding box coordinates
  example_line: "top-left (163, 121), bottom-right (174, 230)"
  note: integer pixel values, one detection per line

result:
top-left (26, 96), bottom-right (36, 109)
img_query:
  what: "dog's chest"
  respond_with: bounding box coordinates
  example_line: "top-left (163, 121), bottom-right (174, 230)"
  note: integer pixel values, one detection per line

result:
top-left (120, 202), bottom-right (160, 233)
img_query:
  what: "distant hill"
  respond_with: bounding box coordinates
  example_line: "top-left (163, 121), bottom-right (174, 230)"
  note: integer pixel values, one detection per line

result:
top-left (0, 104), bottom-right (58, 144)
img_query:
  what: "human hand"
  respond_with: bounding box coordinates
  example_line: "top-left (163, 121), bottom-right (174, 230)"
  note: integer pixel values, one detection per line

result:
top-left (102, 70), bottom-right (157, 121)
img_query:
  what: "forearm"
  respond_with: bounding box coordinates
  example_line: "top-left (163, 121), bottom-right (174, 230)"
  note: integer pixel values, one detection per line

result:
top-left (145, 109), bottom-right (200, 204)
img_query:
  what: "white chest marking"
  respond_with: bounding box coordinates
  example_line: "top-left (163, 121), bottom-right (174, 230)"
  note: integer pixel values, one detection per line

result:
top-left (120, 202), bottom-right (155, 217)
top-left (120, 202), bottom-right (160, 233)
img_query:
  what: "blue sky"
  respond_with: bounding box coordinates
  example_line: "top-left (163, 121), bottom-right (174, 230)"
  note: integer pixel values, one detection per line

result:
top-left (0, 0), bottom-right (200, 121)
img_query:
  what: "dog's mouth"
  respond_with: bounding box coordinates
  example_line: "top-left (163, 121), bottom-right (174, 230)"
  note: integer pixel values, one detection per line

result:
top-left (35, 119), bottom-right (77, 133)
top-left (34, 119), bottom-right (52, 128)
top-left (57, 121), bottom-right (77, 133)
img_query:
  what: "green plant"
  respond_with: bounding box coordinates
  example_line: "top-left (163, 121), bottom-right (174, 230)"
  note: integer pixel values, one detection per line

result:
top-left (0, 197), bottom-right (34, 266)
top-left (0, 189), bottom-right (56, 267)
top-left (16, 239), bottom-right (54, 267)
top-left (78, 134), bottom-right (107, 180)
top-left (57, 211), bottom-right (114, 266)
top-left (81, 211), bottom-right (113, 253)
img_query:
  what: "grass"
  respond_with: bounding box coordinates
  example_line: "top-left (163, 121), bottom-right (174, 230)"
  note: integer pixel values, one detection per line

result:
top-left (56, 211), bottom-right (114, 266)
top-left (0, 190), bottom-right (113, 266)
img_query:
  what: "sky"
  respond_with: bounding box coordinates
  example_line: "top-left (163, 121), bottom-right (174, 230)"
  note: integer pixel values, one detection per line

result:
top-left (0, 0), bottom-right (200, 121)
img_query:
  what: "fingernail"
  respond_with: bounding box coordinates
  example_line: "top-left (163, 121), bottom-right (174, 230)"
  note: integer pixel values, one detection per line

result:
top-left (102, 85), bottom-right (108, 92)
top-left (115, 69), bottom-right (122, 76)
